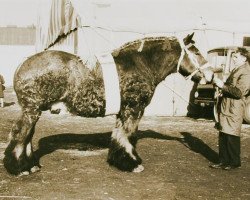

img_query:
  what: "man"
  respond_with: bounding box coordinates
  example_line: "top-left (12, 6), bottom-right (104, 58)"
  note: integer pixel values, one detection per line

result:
top-left (0, 74), bottom-right (5, 108)
top-left (210, 47), bottom-right (250, 170)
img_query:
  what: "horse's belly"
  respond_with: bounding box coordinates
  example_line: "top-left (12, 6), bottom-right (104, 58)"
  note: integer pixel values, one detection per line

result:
top-left (65, 82), bottom-right (107, 117)
top-left (51, 95), bottom-right (106, 117)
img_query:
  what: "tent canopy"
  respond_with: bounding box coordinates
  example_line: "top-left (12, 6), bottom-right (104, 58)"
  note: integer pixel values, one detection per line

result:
top-left (37, 0), bottom-right (250, 52)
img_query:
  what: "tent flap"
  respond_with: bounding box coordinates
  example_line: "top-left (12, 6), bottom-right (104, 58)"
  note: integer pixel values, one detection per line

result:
top-left (40, 0), bottom-right (81, 50)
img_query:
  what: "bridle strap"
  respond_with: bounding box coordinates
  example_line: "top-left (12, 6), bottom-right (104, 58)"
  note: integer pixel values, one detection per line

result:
top-left (176, 37), bottom-right (187, 72)
top-left (185, 69), bottom-right (200, 80)
top-left (176, 47), bottom-right (185, 73)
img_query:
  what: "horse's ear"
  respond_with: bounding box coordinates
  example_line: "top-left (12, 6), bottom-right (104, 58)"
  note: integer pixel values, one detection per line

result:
top-left (183, 32), bottom-right (195, 45)
top-left (190, 32), bottom-right (194, 39)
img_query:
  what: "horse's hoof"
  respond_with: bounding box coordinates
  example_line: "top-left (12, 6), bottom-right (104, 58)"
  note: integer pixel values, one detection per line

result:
top-left (30, 166), bottom-right (41, 173)
top-left (19, 171), bottom-right (30, 176)
top-left (132, 164), bottom-right (144, 173)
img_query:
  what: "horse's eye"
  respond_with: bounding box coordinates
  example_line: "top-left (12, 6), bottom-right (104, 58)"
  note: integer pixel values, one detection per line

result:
top-left (195, 52), bottom-right (200, 55)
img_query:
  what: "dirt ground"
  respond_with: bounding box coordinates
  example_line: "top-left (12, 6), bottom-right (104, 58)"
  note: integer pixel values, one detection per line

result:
top-left (0, 87), bottom-right (249, 200)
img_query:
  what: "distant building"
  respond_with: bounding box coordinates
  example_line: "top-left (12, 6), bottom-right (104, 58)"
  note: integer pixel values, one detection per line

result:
top-left (0, 26), bottom-right (36, 86)
top-left (0, 25), bottom-right (36, 45)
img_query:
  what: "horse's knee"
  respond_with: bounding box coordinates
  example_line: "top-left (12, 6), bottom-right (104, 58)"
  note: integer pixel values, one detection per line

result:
top-left (10, 111), bottom-right (39, 136)
top-left (9, 119), bottom-right (23, 138)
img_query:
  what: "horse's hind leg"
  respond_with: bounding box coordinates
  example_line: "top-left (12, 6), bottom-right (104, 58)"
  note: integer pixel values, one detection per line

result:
top-left (107, 114), bottom-right (144, 172)
top-left (4, 109), bottom-right (41, 175)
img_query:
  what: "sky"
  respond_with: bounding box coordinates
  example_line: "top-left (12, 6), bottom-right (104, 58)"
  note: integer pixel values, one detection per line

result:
top-left (0, 0), bottom-right (38, 26)
top-left (92, 0), bottom-right (250, 33)
top-left (0, 0), bottom-right (250, 32)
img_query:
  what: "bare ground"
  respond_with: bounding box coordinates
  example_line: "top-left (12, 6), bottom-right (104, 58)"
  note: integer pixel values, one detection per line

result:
top-left (0, 87), bottom-right (249, 200)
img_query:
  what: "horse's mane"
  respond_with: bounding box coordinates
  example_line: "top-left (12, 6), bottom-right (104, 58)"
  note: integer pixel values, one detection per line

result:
top-left (112, 36), bottom-right (178, 57)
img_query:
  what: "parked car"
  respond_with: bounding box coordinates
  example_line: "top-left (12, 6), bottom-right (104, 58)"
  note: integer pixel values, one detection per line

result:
top-left (194, 46), bottom-right (250, 123)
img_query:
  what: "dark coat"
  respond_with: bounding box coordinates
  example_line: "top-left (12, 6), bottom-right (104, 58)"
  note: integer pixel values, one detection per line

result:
top-left (0, 74), bottom-right (5, 98)
top-left (219, 62), bottom-right (250, 136)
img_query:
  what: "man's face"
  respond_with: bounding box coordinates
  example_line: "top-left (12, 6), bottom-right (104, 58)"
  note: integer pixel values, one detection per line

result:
top-left (232, 52), bottom-right (246, 67)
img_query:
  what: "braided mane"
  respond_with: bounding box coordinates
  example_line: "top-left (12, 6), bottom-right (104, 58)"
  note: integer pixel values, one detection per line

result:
top-left (112, 36), bottom-right (177, 57)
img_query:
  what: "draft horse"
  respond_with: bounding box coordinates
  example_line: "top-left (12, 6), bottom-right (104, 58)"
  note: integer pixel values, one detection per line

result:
top-left (4, 33), bottom-right (212, 175)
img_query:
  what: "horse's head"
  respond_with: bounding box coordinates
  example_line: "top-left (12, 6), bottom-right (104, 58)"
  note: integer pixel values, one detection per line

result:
top-left (177, 33), bottom-right (213, 83)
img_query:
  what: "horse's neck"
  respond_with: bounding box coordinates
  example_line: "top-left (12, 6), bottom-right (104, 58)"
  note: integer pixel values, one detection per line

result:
top-left (114, 37), bottom-right (181, 85)
top-left (128, 53), bottom-right (178, 87)
top-left (147, 51), bottom-right (180, 84)
top-left (128, 54), bottom-right (157, 85)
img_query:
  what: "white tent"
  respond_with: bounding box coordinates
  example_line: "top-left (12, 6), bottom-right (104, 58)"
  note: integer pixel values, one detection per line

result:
top-left (36, 0), bottom-right (250, 116)
top-left (36, 0), bottom-right (250, 52)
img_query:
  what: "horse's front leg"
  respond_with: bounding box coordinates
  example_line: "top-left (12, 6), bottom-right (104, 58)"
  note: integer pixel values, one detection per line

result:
top-left (107, 113), bottom-right (144, 172)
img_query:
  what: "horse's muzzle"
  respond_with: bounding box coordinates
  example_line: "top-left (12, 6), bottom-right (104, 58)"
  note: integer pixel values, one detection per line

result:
top-left (190, 66), bottom-right (214, 84)
top-left (190, 70), bottom-right (204, 83)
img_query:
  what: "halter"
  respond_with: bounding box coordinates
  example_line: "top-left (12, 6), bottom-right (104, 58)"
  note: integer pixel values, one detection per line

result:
top-left (177, 38), bottom-right (210, 80)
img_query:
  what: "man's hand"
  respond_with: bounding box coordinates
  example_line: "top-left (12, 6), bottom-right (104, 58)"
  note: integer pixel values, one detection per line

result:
top-left (203, 68), bottom-right (214, 83)
top-left (213, 76), bottom-right (224, 88)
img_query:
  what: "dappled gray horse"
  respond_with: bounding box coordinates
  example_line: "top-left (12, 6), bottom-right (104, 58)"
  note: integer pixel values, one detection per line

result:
top-left (4, 33), bottom-right (211, 175)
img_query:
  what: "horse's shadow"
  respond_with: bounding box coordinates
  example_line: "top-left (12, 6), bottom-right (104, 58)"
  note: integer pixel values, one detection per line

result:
top-left (178, 132), bottom-right (219, 163)
top-left (137, 130), bottom-right (218, 163)
top-left (34, 130), bottom-right (218, 163)
top-left (34, 132), bottom-right (112, 159)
